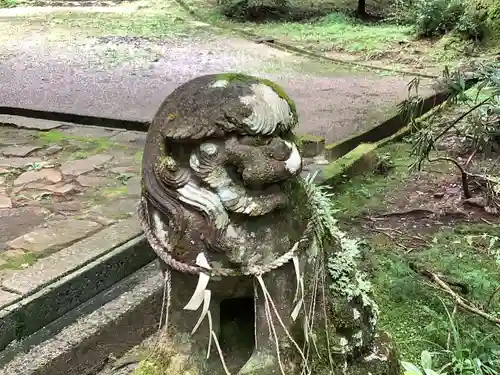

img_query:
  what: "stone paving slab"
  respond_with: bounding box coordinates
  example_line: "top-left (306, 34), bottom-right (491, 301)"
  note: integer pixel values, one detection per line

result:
top-left (0, 115), bottom-right (67, 130)
top-left (2, 218), bottom-right (141, 295)
top-left (0, 235), bottom-right (154, 352)
top-left (0, 119), bottom-right (158, 351)
top-left (0, 122), bottom-right (146, 298)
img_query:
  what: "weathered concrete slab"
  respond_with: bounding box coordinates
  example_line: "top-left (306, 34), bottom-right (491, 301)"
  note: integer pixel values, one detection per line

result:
top-left (0, 261), bottom-right (162, 375)
top-left (0, 30), bottom-right (435, 143)
top-left (0, 291), bottom-right (17, 306)
top-left (0, 115), bottom-right (65, 130)
top-left (7, 219), bottom-right (102, 255)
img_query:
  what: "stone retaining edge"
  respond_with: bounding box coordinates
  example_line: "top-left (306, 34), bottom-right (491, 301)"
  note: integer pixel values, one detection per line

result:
top-left (0, 261), bottom-right (163, 375)
top-left (0, 234), bottom-right (155, 352)
top-left (313, 88), bottom-right (460, 185)
top-left (0, 107), bottom-right (149, 132)
top-left (315, 75), bottom-right (479, 167)
top-left (320, 91), bottom-right (448, 162)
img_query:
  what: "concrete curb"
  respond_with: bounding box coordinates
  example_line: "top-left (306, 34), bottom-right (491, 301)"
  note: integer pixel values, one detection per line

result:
top-left (0, 234), bottom-right (155, 352)
top-left (173, 0), bottom-right (438, 79)
top-left (306, 81), bottom-right (480, 185)
top-left (0, 108), bottom-right (149, 132)
top-left (0, 262), bottom-right (163, 375)
top-left (321, 90), bottom-right (449, 161)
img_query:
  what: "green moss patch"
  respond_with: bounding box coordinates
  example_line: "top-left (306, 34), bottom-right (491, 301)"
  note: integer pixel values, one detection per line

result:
top-left (214, 73), bottom-right (298, 121)
top-left (37, 130), bottom-right (123, 160)
top-left (0, 251), bottom-right (38, 270)
top-left (322, 143), bottom-right (378, 184)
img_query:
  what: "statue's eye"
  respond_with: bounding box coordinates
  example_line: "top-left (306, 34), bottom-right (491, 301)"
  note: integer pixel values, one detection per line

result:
top-left (255, 136), bottom-right (272, 146)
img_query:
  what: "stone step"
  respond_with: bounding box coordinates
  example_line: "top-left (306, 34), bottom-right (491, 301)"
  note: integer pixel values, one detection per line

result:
top-left (0, 230), bottom-right (155, 352)
top-left (0, 261), bottom-right (163, 375)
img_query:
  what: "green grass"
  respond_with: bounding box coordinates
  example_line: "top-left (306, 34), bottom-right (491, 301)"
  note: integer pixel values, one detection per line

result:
top-left (0, 251), bottom-right (37, 270)
top-left (239, 13), bottom-right (411, 54)
top-left (0, 0), bottom-right (217, 40)
top-left (331, 142), bottom-right (500, 365)
top-left (371, 226), bottom-right (500, 364)
top-left (183, 0), bottom-right (413, 55)
top-left (46, 11), bottom-right (205, 39)
top-left (330, 142), bottom-right (415, 218)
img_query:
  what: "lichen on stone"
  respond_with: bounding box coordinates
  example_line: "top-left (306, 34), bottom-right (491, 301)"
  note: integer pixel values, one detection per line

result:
top-left (158, 155), bottom-right (178, 172)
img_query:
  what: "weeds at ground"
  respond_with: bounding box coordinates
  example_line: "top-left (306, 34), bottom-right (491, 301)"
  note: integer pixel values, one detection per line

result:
top-left (334, 142), bottom-right (500, 365)
top-left (0, 0), bottom-right (218, 41)
top-left (0, 0), bottom-right (16, 8)
top-left (183, 0), bottom-right (499, 74)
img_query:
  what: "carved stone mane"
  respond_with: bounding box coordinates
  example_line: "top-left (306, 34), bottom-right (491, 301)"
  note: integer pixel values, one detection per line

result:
top-left (141, 73), bottom-right (307, 269)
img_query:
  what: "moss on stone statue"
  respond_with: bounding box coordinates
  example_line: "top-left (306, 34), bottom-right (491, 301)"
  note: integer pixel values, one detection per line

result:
top-left (259, 77), bottom-right (298, 122)
top-left (213, 72), bottom-right (298, 124)
top-left (283, 178), bottom-right (313, 224)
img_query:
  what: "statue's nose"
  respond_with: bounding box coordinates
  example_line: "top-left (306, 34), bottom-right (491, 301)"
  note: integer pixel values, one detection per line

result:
top-left (265, 138), bottom-right (291, 161)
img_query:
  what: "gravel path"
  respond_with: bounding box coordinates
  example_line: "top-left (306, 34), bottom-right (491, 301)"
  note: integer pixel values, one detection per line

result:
top-left (0, 5), bottom-right (434, 142)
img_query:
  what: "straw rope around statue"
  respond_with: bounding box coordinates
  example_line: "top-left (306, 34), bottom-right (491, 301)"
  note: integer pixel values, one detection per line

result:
top-left (138, 197), bottom-right (314, 278)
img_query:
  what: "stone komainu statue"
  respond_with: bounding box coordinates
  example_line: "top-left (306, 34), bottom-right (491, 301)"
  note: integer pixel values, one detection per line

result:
top-left (138, 73), bottom-right (400, 375)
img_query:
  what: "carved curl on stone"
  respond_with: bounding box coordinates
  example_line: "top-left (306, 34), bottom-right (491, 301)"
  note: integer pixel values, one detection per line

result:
top-left (140, 73), bottom-right (304, 268)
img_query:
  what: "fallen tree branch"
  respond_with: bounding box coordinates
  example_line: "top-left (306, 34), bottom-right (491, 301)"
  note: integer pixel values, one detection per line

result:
top-left (410, 263), bottom-right (500, 326)
top-left (373, 209), bottom-right (436, 218)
